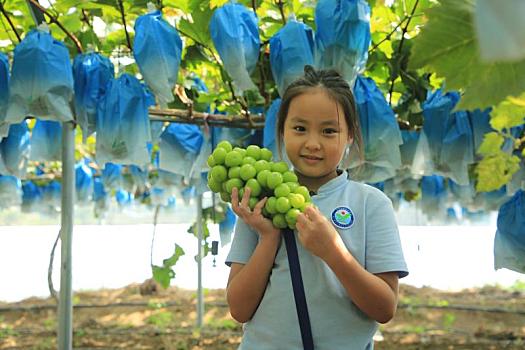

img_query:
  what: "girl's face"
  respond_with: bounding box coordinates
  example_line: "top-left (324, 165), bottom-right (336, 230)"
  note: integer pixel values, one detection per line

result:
top-left (283, 87), bottom-right (352, 191)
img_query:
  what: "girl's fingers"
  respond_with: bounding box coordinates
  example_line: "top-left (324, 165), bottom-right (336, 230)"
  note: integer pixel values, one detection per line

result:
top-left (252, 197), bottom-right (267, 216)
top-left (240, 187), bottom-right (251, 209)
top-left (231, 188), bottom-right (241, 213)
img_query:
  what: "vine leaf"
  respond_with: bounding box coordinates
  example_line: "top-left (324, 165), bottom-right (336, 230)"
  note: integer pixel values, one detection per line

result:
top-left (152, 245), bottom-right (185, 289)
top-left (409, 0), bottom-right (525, 110)
top-left (490, 95), bottom-right (525, 131)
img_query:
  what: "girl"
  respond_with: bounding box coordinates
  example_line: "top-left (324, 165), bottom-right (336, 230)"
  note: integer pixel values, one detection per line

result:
top-left (226, 65), bottom-right (408, 349)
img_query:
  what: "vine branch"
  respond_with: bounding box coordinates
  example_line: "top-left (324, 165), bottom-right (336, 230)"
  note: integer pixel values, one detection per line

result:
top-left (0, 2), bottom-right (21, 42)
top-left (27, 0), bottom-right (83, 53)
top-left (276, 0), bottom-right (286, 25)
top-left (117, 0), bottom-right (133, 51)
top-left (388, 0), bottom-right (419, 106)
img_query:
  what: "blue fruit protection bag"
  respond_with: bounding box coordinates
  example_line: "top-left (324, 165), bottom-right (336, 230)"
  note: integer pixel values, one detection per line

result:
top-left (101, 162), bottom-right (123, 191)
top-left (21, 180), bottom-right (43, 212)
top-left (96, 74), bottom-right (152, 166)
top-left (345, 76), bottom-right (402, 183)
top-left (0, 175), bottom-right (22, 208)
top-left (73, 52), bottom-right (114, 141)
top-left (315, 0), bottom-right (371, 86)
top-left (159, 123), bottom-right (203, 179)
top-left (209, 2), bottom-right (260, 92)
top-left (263, 98), bottom-right (282, 158)
top-left (0, 52), bottom-right (9, 138)
top-left (219, 205), bottom-right (236, 247)
top-left (6, 29), bottom-right (74, 123)
top-left (418, 90), bottom-right (475, 185)
top-left (0, 122), bottom-right (30, 178)
top-left (75, 160), bottom-right (94, 203)
top-left (134, 9), bottom-right (183, 106)
top-left (270, 19), bottom-right (315, 96)
top-left (30, 120), bottom-right (62, 162)
top-left (494, 189), bottom-right (525, 273)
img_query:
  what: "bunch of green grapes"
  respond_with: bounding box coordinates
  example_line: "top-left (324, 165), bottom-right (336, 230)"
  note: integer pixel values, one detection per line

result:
top-left (207, 140), bottom-right (313, 230)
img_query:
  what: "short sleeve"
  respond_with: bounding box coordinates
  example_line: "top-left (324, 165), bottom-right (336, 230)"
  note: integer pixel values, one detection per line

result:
top-left (364, 190), bottom-right (409, 278)
top-left (225, 218), bottom-right (259, 266)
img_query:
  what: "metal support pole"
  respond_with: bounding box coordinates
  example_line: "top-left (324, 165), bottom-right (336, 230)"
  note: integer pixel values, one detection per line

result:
top-left (196, 194), bottom-right (204, 328)
top-left (58, 121), bottom-right (75, 350)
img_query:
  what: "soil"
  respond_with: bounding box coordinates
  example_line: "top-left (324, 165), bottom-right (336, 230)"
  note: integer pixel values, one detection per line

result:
top-left (1, 282), bottom-right (524, 350)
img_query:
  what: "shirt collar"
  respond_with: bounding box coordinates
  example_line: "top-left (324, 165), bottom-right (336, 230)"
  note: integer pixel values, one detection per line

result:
top-left (311, 169), bottom-right (349, 196)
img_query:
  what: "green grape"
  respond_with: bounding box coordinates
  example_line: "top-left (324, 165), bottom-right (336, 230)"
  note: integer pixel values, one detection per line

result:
top-left (212, 147), bottom-right (227, 165)
top-left (246, 145), bottom-right (262, 160)
top-left (260, 148), bottom-right (273, 161)
top-left (276, 197), bottom-right (291, 214)
top-left (267, 172), bottom-right (283, 190)
top-left (217, 140), bottom-right (233, 152)
top-left (245, 178), bottom-right (262, 197)
top-left (228, 166), bottom-right (241, 179)
top-left (211, 165), bottom-right (227, 182)
top-left (240, 164), bottom-right (257, 181)
top-left (225, 150), bottom-right (243, 167)
top-left (272, 214), bottom-right (288, 229)
top-left (274, 183), bottom-right (291, 198)
top-left (265, 196), bottom-right (277, 215)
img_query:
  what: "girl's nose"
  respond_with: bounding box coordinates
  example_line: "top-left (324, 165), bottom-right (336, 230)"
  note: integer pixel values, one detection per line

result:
top-left (304, 136), bottom-right (321, 151)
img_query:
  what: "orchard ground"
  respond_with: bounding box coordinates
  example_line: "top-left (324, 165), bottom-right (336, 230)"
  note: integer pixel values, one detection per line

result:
top-left (0, 282), bottom-right (524, 349)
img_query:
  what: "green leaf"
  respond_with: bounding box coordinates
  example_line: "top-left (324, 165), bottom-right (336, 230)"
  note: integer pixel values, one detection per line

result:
top-left (162, 245), bottom-right (185, 267)
top-left (490, 96), bottom-right (525, 131)
top-left (475, 152), bottom-right (520, 192)
top-left (152, 266), bottom-right (174, 289)
top-left (477, 132), bottom-right (504, 156)
top-left (409, 0), bottom-right (525, 110)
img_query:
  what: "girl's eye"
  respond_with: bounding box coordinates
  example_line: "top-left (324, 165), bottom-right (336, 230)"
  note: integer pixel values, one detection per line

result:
top-left (324, 128), bottom-right (338, 135)
top-left (293, 126), bottom-right (306, 132)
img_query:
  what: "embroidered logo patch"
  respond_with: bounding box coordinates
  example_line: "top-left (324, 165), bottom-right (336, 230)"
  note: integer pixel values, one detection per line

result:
top-left (331, 206), bottom-right (354, 229)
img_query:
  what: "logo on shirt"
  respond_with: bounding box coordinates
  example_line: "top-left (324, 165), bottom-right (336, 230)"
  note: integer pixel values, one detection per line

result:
top-left (331, 206), bottom-right (354, 229)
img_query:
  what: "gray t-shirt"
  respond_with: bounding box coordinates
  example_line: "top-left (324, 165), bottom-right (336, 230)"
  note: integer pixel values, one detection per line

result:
top-left (226, 171), bottom-right (409, 350)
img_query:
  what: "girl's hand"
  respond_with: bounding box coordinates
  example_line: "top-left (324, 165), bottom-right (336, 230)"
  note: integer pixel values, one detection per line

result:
top-left (231, 187), bottom-right (281, 240)
top-left (296, 206), bottom-right (344, 260)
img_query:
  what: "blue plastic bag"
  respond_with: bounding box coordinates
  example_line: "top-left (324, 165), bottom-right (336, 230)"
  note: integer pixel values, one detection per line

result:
top-left (159, 123), bottom-right (203, 179)
top-left (96, 74), bottom-right (152, 166)
top-left (270, 20), bottom-right (315, 96)
top-left (42, 180), bottom-right (61, 214)
top-left (21, 180), bottom-right (43, 212)
top-left (0, 175), bottom-right (22, 208)
top-left (494, 189), bottom-right (525, 273)
top-left (75, 160), bottom-right (94, 203)
top-left (134, 10), bottom-right (183, 105)
top-left (467, 108), bottom-right (492, 153)
top-left (73, 52), bottom-right (114, 141)
top-left (219, 205), bottom-right (236, 247)
top-left (93, 178), bottom-right (109, 218)
top-left (30, 120), bottom-right (62, 162)
top-left (6, 29), bottom-right (74, 123)
top-left (0, 122), bottom-right (30, 178)
top-left (345, 76), bottom-right (402, 183)
top-left (439, 110), bottom-right (475, 185)
top-left (129, 165), bottom-right (150, 193)
top-left (116, 189), bottom-right (133, 207)
top-left (101, 162), bottom-right (123, 191)
top-left (209, 2), bottom-right (260, 92)
top-left (0, 52), bottom-right (9, 138)
top-left (421, 175), bottom-right (447, 220)
top-left (415, 90), bottom-right (475, 185)
top-left (263, 98), bottom-right (281, 157)
top-left (315, 0), bottom-right (371, 86)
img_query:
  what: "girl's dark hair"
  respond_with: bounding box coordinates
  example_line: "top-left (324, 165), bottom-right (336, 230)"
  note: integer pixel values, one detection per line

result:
top-left (276, 65), bottom-right (364, 164)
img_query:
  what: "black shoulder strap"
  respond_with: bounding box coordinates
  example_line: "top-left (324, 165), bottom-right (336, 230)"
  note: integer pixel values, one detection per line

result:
top-left (282, 228), bottom-right (314, 350)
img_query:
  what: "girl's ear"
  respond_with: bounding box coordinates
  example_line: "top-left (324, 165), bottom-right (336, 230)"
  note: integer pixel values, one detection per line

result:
top-left (347, 134), bottom-right (354, 146)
